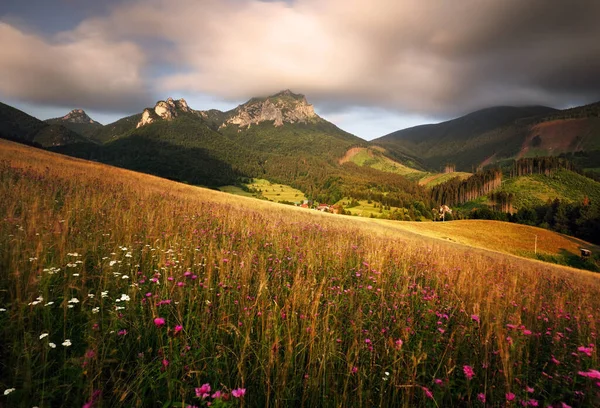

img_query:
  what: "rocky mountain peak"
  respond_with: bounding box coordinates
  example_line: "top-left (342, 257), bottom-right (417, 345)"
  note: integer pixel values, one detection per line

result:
top-left (137, 97), bottom-right (193, 128)
top-left (61, 109), bottom-right (97, 124)
top-left (221, 90), bottom-right (317, 129)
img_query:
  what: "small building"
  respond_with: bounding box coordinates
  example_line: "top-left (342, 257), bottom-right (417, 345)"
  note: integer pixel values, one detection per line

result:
top-left (317, 204), bottom-right (330, 212)
top-left (580, 248), bottom-right (591, 258)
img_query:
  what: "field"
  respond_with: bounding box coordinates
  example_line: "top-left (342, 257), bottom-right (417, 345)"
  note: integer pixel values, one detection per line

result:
top-left (387, 219), bottom-right (599, 270)
top-left (2, 139), bottom-right (600, 407)
top-left (499, 169), bottom-right (600, 209)
top-left (220, 179), bottom-right (306, 203)
top-left (339, 147), bottom-right (424, 178)
top-left (418, 172), bottom-right (472, 188)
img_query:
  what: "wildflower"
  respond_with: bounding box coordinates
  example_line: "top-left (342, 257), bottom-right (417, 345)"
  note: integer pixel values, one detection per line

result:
top-left (119, 294), bottom-right (130, 302)
top-left (4, 388), bottom-right (15, 395)
top-left (463, 365), bottom-right (474, 380)
top-left (118, 330), bottom-right (128, 336)
top-left (364, 338), bottom-right (371, 344)
top-left (351, 366), bottom-right (358, 374)
top-left (471, 314), bottom-right (480, 324)
top-left (551, 356), bottom-right (560, 365)
top-left (154, 317), bottom-right (166, 327)
top-left (211, 391), bottom-right (222, 399)
top-left (48, 342), bottom-right (56, 348)
top-left (62, 339), bottom-right (72, 347)
top-left (195, 383), bottom-right (211, 399)
top-left (82, 390), bottom-right (101, 408)
top-left (68, 298), bottom-right (79, 304)
top-left (122, 275), bottom-right (129, 280)
top-left (109, 260), bottom-right (117, 266)
top-left (525, 386), bottom-right (534, 393)
top-left (162, 359), bottom-right (169, 369)
top-left (578, 369), bottom-right (600, 379)
top-left (174, 325), bottom-right (183, 334)
top-left (506, 392), bottom-right (515, 401)
top-left (231, 388), bottom-right (246, 398)
top-left (527, 399), bottom-right (538, 406)
top-left (92, 307), bottom-right (100, 314)
top-left (578, 346), bottom-right (593, 357)
top-left (395, 339), bottom-right (403, 349)
top-left (477, 393), bottom-right (486, 403)
top-left (0, 308), bottom-right (5, 312)
top-left (421, 387), bottom-right (433, 399)
top-left (523, 329), bottom-right (532, 335)
top-left (39, 333), bottom-right (49, 339)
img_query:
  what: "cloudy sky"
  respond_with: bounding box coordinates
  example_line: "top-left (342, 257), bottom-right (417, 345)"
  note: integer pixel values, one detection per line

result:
top-left (1, 0), bottom-right (599, 140)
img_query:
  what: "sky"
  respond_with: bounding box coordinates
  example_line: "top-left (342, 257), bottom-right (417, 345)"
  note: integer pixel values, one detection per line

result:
top-left (1, 0), bottom-right (599, 140)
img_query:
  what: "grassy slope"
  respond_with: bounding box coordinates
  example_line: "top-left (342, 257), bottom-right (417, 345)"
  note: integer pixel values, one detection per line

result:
top-left (220, 178), bottom-right (307, 202)
top-left (499, 169), bottom-right (600, 209)
top-left (2, 139), bottom-right (600, 407)
top-left (418, 172), bottom-right (472, 188)
top-left (387, 219), bottom-right (598, 260)
top-left (341, 147), bottom-right (425, 178)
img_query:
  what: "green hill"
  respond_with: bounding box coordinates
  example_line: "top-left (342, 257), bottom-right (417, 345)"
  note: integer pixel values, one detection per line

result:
top-left (0, 101), bottom-right (90, 147)
top-left (498, 169), bottom-right (600, 209)
top-left (372, 102), bottom-right (600, 172)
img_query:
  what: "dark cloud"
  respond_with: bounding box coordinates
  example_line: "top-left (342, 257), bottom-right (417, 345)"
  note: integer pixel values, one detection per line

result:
top-left (0, 22), bottom-right (152, 113)
top-left (2, 0), bottom-right (599, 117)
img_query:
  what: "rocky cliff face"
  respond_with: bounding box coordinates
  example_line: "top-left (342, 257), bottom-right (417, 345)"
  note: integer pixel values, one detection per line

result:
top-left (137, 98), bottom-right (192, 128)
top-left (221, 90), bottom-right (318, 129)
top-left (60, 109), bottom-right (98, 124)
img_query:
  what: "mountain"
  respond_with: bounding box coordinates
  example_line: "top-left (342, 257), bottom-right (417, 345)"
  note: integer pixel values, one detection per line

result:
top-left (373, 105), bottom-right (559, 171)
top-left (45, 109), bottom-right (104, 139)
top-left (374, 101), bottom-right (600, 172)
top-left (50, 91), bottom-right (425, 203)
top-left (0, 101), bottom-right (90, 147)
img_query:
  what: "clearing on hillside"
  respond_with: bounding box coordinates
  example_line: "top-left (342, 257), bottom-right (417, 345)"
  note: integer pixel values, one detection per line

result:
top-left (219, 178), bottom-right (306, 203)
top-left (339, 146), bottom-right (424, 179)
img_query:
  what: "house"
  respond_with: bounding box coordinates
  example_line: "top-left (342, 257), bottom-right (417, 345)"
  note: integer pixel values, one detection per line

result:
top-left (317, 204), bottom-right (330, 212)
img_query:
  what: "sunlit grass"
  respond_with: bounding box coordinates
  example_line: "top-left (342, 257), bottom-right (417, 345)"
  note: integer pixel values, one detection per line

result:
top-left (1, 139), bottom-right (600, 407)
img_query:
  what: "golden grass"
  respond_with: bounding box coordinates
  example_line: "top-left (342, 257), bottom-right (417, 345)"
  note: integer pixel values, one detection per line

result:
top-left (385, 219), bottom-right (599, 260)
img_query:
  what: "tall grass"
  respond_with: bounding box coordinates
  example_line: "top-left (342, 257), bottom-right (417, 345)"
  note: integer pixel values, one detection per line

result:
top-left (1, 140), bottom-right (599, 407)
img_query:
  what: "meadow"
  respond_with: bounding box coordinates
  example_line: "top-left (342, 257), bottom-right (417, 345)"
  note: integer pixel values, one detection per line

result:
top-left (1, 139), bottom-right (600, 407)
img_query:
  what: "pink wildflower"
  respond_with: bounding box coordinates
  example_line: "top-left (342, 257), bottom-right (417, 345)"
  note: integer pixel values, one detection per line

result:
top-left (211, 391), bottom-right (222, 399)
top-left (395, 339), bottom-right (403, 349)
top-left (525, 386), bottom-right (534, 393)
top-left (231, 388), bottom-right (246, 398)
top-left (174, 325), bottom-right (183, 334)
top-left (195, 383), bottom-right (211, 399)
top-left (463, 365), bottom-right (475, 380)
top-left (471, 314), bottom-right (480, 324)
top-left (578, 369), bottom-right (600, 379)
top-left (523, 329), bottom-right (532, 335)
top-left (506, 392), bottom-right (515, 401)
top-left (162, 359), bottom-right (169, 369)
top-left (422, 386), bottom-right (433, 399)
top-left (351, 366), bottom-right (358, 374)
top-left (578, 346), bottom-right (593, 356)
top-left (477, 393), bottom-right (486, 403)
top-left (154, 317), bottom-right (165, 327)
